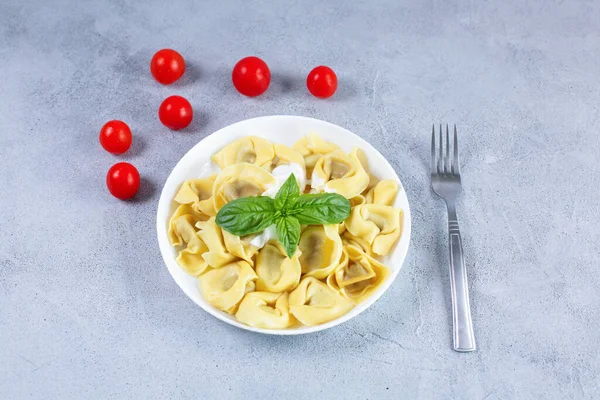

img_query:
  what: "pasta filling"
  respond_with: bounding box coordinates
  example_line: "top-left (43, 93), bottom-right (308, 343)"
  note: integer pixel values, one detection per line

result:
top-left (223, 180), bottom-right (263, 200)
top-left (329, 160), bottom-right (351, 179)
top-left (236, 145), bottom-right (257, 164)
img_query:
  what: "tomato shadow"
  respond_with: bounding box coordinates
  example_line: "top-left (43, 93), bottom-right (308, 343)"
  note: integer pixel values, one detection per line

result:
top-left (119, 135), bottom-right (147, 159)
top-left (270, 72), bottom-right (304, 95)
top-left (330, 78), bottom-right (356, 101)
top-left (130, 177), bottom-right (156, 203)
top-left (269, 72), bottom-right (356, 101)
top-left (180, 109), bottom-right (209, 133)
top-left (169, 62), bottom-right (201, 88)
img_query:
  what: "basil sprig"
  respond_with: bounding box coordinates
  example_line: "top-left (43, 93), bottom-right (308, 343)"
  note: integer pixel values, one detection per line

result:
top-left (214, 196), bottom-right (277, 235)
top-left (215, 174), bottom-right (351, 257)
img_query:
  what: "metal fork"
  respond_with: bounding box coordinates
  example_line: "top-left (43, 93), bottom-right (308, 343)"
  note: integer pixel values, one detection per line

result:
top-left (431, 124), bottom-right (476, 352)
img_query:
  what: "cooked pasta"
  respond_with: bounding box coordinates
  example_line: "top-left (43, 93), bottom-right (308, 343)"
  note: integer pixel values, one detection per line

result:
top-left (212, 163), bottom-right (276, 210)
top-left (196, 217), bottom-right (238, 268)
top-left (173, 175), bottom-right (218, 217)
top-left (235, 292), bottom-right (295, 329)
top-left (265, 143), bottom-right (306, 171)
top-left (168, 133), bottom-right (404, 329)
top-left (199, 260), bottom-right (258, 314)
top-left (310, 148), bottom-right (369, 198)
top-left (365, 179), bottom-right (399, 206)
top-left (212, 136), bottom-right (275, 169)
top-left (345, 204), bottom-right (402, 256)
top-left (255, 241), bottom-right (302, 292)
top-left (298, 225), bottom-right (343, 279)
top-left (292, 132), bottom-right (340, 176)
top-left (327, 245), bottom-right (390, 303)
top-left (288, 277), bottom-right (354, 326)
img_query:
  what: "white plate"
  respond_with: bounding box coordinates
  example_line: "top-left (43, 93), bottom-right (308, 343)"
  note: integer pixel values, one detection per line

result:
top-left (156, 115), bottom-right (411, 335)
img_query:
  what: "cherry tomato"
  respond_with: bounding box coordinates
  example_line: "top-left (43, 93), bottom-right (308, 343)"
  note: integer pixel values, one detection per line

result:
top-left (150, 49), bottom-right (186, 85)
top-left (99, 120), bottom-right (132, 154)
top-left (106, 162), bottom-right (140, 200)
top-left (306, 66), bottom-right (338, 99)
top-left (159, 95), bottom-right (193, 130)
top-left (232, 56), bottom-right (271, 97)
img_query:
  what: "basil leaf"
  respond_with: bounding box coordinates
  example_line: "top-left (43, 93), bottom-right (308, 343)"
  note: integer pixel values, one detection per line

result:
top-left (216, 196), bottom-right (277, 236)
top-left (274, 173), bottom-right (300, 211)
top-left (290, 193), bottom-right (351, 225)
top-left (276, 216), bottom-right (301, 258)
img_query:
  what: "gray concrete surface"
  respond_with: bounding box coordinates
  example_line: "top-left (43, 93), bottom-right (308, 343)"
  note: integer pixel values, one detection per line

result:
top-left (1, 0), bottom-right (599, 398)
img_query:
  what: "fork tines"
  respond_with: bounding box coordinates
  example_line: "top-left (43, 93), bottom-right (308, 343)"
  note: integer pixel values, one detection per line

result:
top-left (431, 124), bottom-right (460, 176)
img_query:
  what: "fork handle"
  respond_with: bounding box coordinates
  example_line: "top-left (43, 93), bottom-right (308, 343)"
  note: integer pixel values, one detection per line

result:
top-left (447, 203), bottom-right (476, 352)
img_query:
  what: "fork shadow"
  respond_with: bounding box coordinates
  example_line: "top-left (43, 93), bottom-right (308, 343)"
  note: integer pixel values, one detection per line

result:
top-left (432, 203), bottom-right (455, 347)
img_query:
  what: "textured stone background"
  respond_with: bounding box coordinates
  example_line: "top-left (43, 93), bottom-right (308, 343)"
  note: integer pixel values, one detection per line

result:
top-left (1, 0), bottom-right (599, 399)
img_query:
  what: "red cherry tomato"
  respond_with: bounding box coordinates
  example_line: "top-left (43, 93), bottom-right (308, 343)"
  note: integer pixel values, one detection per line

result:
top-left (150, 49), bottom-right (186, 85)
top-left (232, 56), bottom-right (271, 97)
top-left (106, 162), bottom-right (140, 200)
top-left (307, 66), bottom-right (338, 99)
top-left (99, 120), bottom-right (132, 154)
top-left (159, 95), bottom-right (193, 130)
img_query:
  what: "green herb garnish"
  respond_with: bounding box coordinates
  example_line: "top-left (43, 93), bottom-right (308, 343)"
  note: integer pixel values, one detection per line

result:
top-left (215, 174), bottom-right (351, 257)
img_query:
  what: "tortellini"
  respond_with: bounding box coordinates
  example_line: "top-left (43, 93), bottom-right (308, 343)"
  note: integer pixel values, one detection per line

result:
top-left (168, 204), bottom-right (210, 275)
top-left (177, 235), bottom-right (209, 276)
top-left (255, 241), bottom-right (302, 292)
top-left (350, 195), bottom-right (366, 207)
top-left (173, 175), bottom-right (217, 217)
top-left (364, 172), bottom-right (381, 194)
top-left (199, 261), bottom-right (258, 314)
top-left (235, 292), bottom-right (295, 329)
top-left (327, 245), bottom-right (390, 303)
top-left (293, 133), bottom-right (340, 176)
top-left (365, 179), bottom-right (399, 206)
top-left (168, 204), bottom-right (204, 246)
top-left (212, 136), bottom-right (275, 169)
top-left (345, 204), bottom-right (403, 256)
top-left (168, 132), bottom-right (406, 329)
top-left (222, 230), bottom-right (260, 265)
top-left (288, 277), bottom-right (354, 326)
top-left (196, 217), bottom-right (238, 268)
top-left (298, 225), bottom-right (343, 279)
top-left (264, 143), bottom-right (306, 171)
top-left (342, 231), bottom-right (374, 257)
top-left (212, 163), bottom-right (276, 210)
top-left (311, 148), bottom-right (369, 198)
